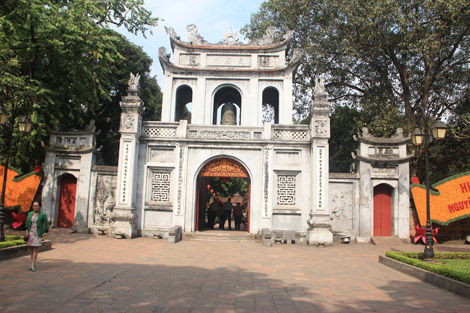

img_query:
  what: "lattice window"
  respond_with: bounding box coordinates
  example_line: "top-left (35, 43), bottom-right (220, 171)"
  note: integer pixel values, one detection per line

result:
top-left (273, 130), bottom-right (309, 140)
top-left (150, 172), bottom-right (171, 202)
top-left (142, 127), bottom-right (177, 137)
top-left (277, 175), bottom-right (296, 205)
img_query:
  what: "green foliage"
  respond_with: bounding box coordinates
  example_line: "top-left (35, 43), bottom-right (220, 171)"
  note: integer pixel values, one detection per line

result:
top-left (209, 177), bottom-right (249, 198)
top-left (0, 236), bottom-right (26, 249)
top-left (243, 0), bottom-right (470, 173)
top-left (386, 251), bottom-right (470, 284)
top-left (329, 105), bottom-right (407, 173)
top-left (329, 106), bottom-right (361, 172)
top-left (0, 0), bottom-right (161, 169)
top-left (92, 31), bottom-right (162, 164)
top-left (243, 0), bottom-right (470, 125)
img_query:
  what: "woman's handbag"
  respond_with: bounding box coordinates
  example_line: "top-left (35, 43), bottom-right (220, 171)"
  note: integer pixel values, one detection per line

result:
top-left (23, 233), bottom-right (29, 242)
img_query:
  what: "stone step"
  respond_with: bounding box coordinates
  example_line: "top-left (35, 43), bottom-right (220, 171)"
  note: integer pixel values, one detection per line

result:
top-left (183, 231), bottom-right (260, 242)
top-left (371, 236), bottom-right (407, 246)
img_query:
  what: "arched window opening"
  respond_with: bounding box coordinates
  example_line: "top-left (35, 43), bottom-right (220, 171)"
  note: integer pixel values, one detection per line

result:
top-left (175, 85), bottom-right (193, 124)
top-left (213, 87), bottom-right (242, 125)
top-left (262, 87), bottom-right (279, 124)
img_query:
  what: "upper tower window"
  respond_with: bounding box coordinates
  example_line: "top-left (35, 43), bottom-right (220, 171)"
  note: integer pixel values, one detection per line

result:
top-left (262, 87), bottom-right (279, 124)
top-left (213, 86), bottom-right (242, 125)
top-left (175, 85), bottom-right (192, 123)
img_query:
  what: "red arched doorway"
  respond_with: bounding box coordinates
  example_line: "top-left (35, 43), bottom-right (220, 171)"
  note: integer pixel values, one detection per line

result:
top-left (57, 174), bottom-right (77, 228)
top-left (373, 184), bottom-right (393, 236)
top-left (196, 158), bottom-right (250, 232)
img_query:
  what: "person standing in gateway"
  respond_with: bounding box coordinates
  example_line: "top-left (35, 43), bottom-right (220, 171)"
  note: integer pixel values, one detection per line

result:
top-left (233, 202), bottom-right (243, 230)
top-left (221, 198), bottom-right (234, 230)
top-left (207, 199), bottom-right (219, 229)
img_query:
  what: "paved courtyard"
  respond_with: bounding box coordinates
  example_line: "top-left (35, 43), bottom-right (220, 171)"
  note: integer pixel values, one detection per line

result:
top-left (1, 229), bottom-right (469, 313)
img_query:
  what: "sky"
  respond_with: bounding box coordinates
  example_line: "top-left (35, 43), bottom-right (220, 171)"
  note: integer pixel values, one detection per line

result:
top-left (115, 0), bottom-right (266, 87)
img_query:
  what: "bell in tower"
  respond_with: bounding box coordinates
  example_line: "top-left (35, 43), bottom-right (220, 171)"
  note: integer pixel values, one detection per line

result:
top-left (220, 102), bottom-right (237, 125)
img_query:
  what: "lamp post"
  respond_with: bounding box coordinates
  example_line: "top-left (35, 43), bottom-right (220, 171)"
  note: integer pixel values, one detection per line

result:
top-left (411, 117), bottom-right (447, 261)
top-left (0, 107), bottom-right (32, 242)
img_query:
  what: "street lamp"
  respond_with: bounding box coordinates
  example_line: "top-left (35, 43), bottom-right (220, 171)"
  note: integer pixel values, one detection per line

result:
top-left (411, 117), bottom-right (447, 261)
top-left (0, 109), bottom-right (33, 242)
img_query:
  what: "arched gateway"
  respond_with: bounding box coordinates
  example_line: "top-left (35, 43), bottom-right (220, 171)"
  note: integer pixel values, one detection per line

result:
top-left (196, 158), bottom-right (250, 231)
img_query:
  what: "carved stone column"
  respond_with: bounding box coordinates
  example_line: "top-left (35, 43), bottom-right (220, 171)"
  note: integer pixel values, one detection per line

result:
top-left (307, 79), bottom-right (333, 246)
top-left (111, 73), bottom-right (143, 238)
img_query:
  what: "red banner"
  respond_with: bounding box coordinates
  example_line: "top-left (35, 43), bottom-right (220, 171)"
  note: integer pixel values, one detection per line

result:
top-left (411, 172), bottom-right (470, 225)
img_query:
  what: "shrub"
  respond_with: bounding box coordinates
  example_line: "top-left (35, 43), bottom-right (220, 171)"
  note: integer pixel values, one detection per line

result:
top-left (0, 236), bottom-right (26, 249)
top-left (386, 251), bottom-right (470, 284)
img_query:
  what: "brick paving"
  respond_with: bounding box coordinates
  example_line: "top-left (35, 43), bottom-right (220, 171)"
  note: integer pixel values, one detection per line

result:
top-left (0, 229), bottom-right (469, 313)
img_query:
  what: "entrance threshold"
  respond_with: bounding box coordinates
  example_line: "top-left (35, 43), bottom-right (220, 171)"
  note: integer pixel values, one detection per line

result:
top-left (371, 236), bottom-right (406, 246)
top-left (184, 230), bottom-right (260, 242)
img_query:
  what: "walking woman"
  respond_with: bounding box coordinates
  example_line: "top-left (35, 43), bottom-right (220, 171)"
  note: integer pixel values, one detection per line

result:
top-left (25, 201), bottom-right (48, 271)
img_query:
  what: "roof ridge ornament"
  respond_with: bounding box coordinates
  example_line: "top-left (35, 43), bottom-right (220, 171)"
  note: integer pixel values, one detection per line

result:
top-left (164, 26), bottom-right (179, 40)
top-left (253, 28), bottom-right (294, 46)
top-left (288, 48), bottom-right (302, 65)
top-left (222, 28), bottom-right (241, 46)
top-left (255, 27), bottom-right (276, 45)
top-left (158, 47), bottom-right (170, 62)
top-left (186, 24), bottom-right (207, 45)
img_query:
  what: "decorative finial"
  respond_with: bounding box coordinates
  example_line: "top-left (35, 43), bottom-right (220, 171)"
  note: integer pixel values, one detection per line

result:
top-left (314, 77), bottom-right (325, 96)
top-left (223, 28), bottom-right (240, 45)
top-left (128, 72), bottom-right (140, 90)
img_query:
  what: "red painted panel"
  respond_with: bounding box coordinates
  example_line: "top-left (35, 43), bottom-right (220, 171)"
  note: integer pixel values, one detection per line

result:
top-left (196, 178), bottom-right (200, 231)
top-left (373, 184), bottom-right (392, 236)
top-left (247, 183), bottom-right (251, 233)
top-left (58, 174), bottom-right (77, 228)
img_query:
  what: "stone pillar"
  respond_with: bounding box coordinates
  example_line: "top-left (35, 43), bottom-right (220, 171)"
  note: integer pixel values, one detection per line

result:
top-left (112, 73), bottom-right (144, 239)
top-left (307, 79), bottom-right (333, 246)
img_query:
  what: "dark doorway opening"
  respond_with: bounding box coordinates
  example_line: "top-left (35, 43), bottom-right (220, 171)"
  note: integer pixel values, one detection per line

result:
top-left (196, 158), bottom-right (250, 232)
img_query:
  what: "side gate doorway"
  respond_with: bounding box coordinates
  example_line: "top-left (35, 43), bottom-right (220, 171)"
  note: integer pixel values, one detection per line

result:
top-left (195, 158), bottom-right (251, 232)
top-left (373, 184), bottom-right (393, 236)
top-left (57, 173), bottom-right (77, 228)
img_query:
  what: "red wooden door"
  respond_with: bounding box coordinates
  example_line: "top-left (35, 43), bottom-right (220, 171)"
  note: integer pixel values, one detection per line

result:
top-left (373, 184), bottom-right (392, 236)
top-left (58, 174), bottom-right (77, 228)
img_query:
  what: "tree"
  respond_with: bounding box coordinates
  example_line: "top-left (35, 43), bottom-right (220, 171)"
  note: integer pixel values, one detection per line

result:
top-left (93, 31), bottom-right (162, 165)
top-left (242, 0), bottom-right (470, 131)
top-left (243, 0), bottom-right (470, 178)
top-left (208, 177), bottom-right (249, 198)
top-left (0, 0), bottom-right (160, 170)
top-left (329, 106), bottom-right (361, 173)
